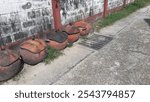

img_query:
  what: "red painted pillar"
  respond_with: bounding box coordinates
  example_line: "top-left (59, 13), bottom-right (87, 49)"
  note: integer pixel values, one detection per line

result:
top-left (52, 0), bottom-right (62, 31)
top-left (123, 0), bottom-right (127, 7)
top-left (103, 0), bottom-right (108, 18)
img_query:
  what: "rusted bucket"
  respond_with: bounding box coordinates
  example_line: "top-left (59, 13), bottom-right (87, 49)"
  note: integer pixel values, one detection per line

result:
top-left (45, 31), bottom-right (68, 50)
top-left (0, 48), bottom-right (23, 81)
top-left (20, 38), bottom-right (47, 65)
top-left (63, 24), bottom-right (80, 43)
top-left (74, 20), bottom-right (92, 36)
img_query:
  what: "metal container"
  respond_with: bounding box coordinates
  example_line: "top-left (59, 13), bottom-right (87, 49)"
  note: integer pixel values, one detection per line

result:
top-left (74, 20), bottom-right (92, 36)
top-left (0, 49), bottom-right (23, 81)
top-left (63, 24), bottom-right (80, 43)
top-left (20, 39), bottom-right (47, 65)
top-left (45, 31), bottom-right (68, 50)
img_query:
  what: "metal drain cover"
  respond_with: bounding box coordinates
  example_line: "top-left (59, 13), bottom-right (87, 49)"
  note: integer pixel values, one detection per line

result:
top-left (79, 34), bottom-right (113, 50)
top-left (144, 19), bottom-right (150, 26)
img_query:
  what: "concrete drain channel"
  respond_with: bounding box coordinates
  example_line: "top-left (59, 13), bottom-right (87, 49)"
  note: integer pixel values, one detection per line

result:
top-left (79, 34), bottom-right (113, 50)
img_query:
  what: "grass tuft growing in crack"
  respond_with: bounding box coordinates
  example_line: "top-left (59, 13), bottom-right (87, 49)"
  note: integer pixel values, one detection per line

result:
top-left (44, 47), bottom-right (63, 64)
top-left (95, 0), bottom-right (150, 30)
top-left (67, 43), bottom-right (74, 48)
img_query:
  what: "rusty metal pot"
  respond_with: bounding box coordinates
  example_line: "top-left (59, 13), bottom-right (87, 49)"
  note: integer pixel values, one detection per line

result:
top-left (63, 24), bottom-right (80, 43)
top-left (45, 31), bottom-right (68, 50)
top-left (74, 20), bottom-right (92, 36)
top-left (0, 48), bottom-right (23, 81)
top-left (20, 38), bottom-right (47, 65)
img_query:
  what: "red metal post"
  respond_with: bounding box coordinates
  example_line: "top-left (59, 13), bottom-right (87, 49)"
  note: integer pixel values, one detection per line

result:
top-left (103, 0), bottom-right (108, 18)
top-left (52, 0), bottom-right (62, 31)
top-left (123, 0), bottom-right (127, 7)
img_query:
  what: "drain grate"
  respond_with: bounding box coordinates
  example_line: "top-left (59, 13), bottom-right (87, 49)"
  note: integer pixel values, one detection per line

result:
top-left (144, 19), bottom-right (150, 26)
top-left (79, 34), bottom-right (113, 50)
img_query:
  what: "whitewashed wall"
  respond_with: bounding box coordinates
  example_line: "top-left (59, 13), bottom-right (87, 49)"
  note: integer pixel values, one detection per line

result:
top-left (126, 0), bottom-right (135, 4)
top-left (60, 0), bottom-right (135, 25)
top-left (0, 0), bottom-right (53, 45)
top-left (60, 0), bottom-right (104, 25)
top-left (108, 0), bottom-right (124, 10)
top-left (108, 0), bottom-right (135, 10)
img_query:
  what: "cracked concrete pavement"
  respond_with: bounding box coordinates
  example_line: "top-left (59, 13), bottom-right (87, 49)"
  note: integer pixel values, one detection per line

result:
top-left (54, 6), bottom-right (150, 85)
top-left (2, 5), bottom-right (150, 85)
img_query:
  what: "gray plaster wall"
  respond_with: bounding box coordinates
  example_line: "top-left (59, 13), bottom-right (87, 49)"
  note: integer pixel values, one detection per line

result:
top-left (0, 0), bottom-right (53, 46)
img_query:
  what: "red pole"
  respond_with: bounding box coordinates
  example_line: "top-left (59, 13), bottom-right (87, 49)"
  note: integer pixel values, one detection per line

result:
top-left (103, 0), bottom-right (108, 18)
top-left (123, 0), bottom-right (127, 7)
top-left (52, 0), bottom-right (62, 31)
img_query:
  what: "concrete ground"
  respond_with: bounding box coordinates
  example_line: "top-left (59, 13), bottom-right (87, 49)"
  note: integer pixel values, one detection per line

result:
top-left (2, 5), bottom-right (150, 85)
